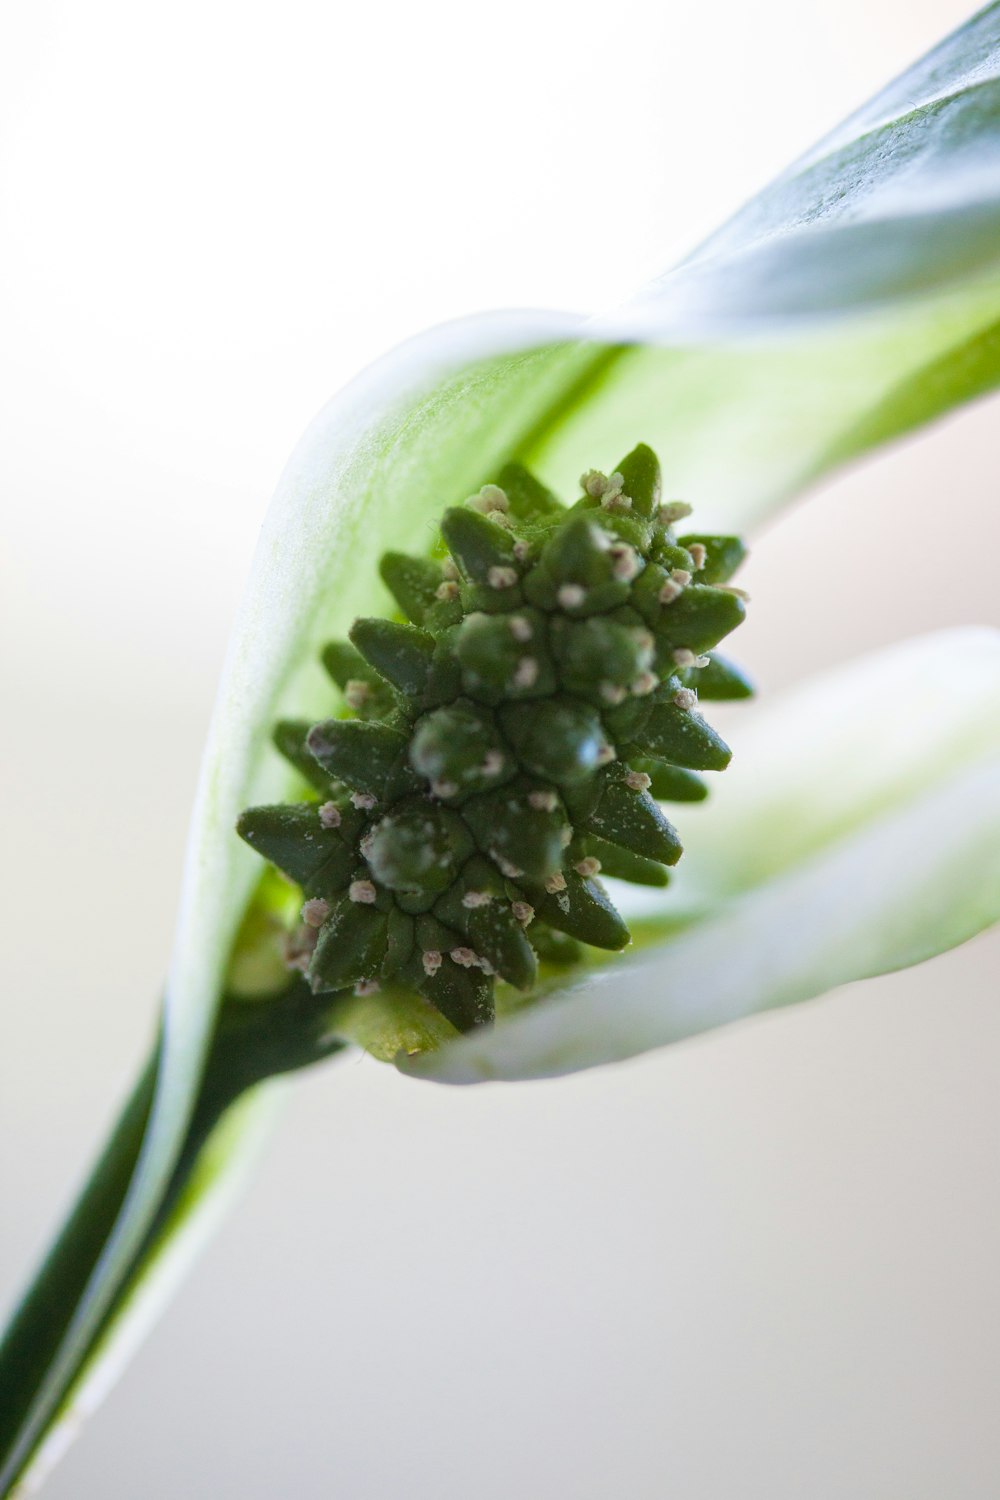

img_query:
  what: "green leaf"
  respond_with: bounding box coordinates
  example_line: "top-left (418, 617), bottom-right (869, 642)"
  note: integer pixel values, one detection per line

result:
top-left (9, 1088), bottom-right (281, 1500)
top-left (404, 629), bottom-right (1000, 1082)
top-left (7, 7), bottom-right (1000, 1486)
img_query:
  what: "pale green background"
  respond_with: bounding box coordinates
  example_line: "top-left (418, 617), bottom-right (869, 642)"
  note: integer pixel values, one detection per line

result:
top-left (2, 1), bottom-right (999, 1496)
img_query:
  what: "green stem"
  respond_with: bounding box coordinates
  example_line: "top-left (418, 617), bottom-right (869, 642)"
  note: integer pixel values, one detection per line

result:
top-left (0, 1049), bottom-right (159, 1474)
top-left (0, 980), bottom-right (344, 1497)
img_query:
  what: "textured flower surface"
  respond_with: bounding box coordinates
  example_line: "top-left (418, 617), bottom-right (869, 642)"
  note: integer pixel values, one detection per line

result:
top-left (4, 8), bottom-right (1000, 1496)
top-left (237, 447), bottom-right (750, 1033)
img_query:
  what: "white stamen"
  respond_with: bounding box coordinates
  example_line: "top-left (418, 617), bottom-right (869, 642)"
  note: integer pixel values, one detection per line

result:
top-left (673, 688), bottom-right (698, 711)
top-left (688, 542), bottom-right (708, 570)
top-left (575, 857), bottom-right (601, 878)
top-left (631, 671), bottom-right (657, 697)
top-left (301, 898), bottom-right (330, 928)
top-left (557, 583), bottom-right (586, 609)
top-left (625, 770), bottom-right (652, 792)
top-left (609, 543), bottom-right (640, 581)
top-left (450, 946), bottom-right (479, 968)
top-left (601, 472), bottom-right (632, 511)
top-left (658, 579), bottom-right (683, 604)
top-left (528, 789), bottom-right (558, 812)
top-left (513, 657), bottom-right (539, 689)
top-left (462, 890), bottom-right (492, 909)
top-left (511, 901), bottom-right (535, 926)
top-left (659, 500), bottom-right (693, 523)
top-left (595, 743), bottom-right (617, 765)
top-left (488, 565), bottom-right (518, 590)
top-left (671, 568), bottom-right (692, 586)
top-left (468, 483), bottom-right (509, 514)
top-left (481, 750), bottom-right (505, 777)
top-left (435, 580), bottom-right (460, 601)
top-left (580, 469), bottom-right (609, 498)
top-left (513, 539), bottom-right (531, 562)
top-left (318, 801), bottom-right (342, 829)
top-left (350, 791), bottom-right (377, 810)
top-left (344, 679), bottom-right (370, 711)
top-left (544, 871), bottom-right (567, 893)
top-left (349, 879), bottom-right (377, 904)
top-left (509, 615), bottom-right (533, 642)
top-left (422, 950), bottom-right (443, 977)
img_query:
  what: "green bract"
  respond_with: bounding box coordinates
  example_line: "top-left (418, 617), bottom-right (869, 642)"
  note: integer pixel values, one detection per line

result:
top-left (236, 447), bottom-right (748, 1033)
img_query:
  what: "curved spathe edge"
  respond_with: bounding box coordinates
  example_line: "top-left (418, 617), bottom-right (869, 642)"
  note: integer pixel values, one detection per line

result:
top-left (403, 630), bottom-right (1000, 1083)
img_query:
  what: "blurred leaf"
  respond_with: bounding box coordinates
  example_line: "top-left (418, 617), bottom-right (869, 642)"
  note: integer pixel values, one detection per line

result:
top-left (406, 630), bottom-right (1000, 1081)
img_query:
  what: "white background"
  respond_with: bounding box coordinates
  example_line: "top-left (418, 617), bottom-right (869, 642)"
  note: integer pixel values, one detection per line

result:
top-left (2, 1), bottom-right (1000, 1496)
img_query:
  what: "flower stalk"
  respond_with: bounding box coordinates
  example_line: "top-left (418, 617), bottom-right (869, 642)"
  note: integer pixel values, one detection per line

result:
top-left (0, 983), bottom-right (343, 1495)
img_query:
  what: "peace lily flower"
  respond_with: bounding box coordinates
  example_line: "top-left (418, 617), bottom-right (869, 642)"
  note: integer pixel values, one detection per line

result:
top-left (4, 5), bottom-right (1000, 1494)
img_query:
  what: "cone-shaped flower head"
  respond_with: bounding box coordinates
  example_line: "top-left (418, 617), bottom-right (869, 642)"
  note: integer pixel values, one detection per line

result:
top-left (237, 445), bottom-right (750, 1034)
